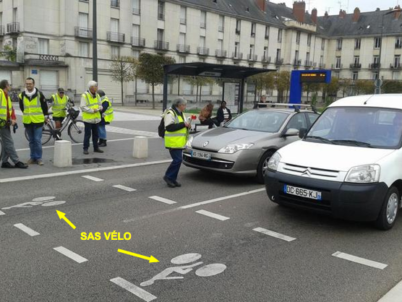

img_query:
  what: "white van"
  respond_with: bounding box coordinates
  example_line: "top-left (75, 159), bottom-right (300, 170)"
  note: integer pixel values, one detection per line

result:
top-left (265, 95), bottom-right (402, 230)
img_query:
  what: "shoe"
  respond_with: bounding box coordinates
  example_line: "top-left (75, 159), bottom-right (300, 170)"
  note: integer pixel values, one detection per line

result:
top-left (94, 149), bottom-right (104, 153)
top-left (37, 160), bottom-right (44, 166)
top-left (98, 139), bottom-right (107, 147)
top-left (15, 162), bottom-right (28, 169)
top-left (27, 159), bottom-right (36, 165)
top-left (1, 162), bottom-right (15, 168)
top-left (83, 150), bottom-right (89, 155)
top-left (173, 181), bottom-right (182, 187)
top-left (163, 176), bottom-right (176, 188)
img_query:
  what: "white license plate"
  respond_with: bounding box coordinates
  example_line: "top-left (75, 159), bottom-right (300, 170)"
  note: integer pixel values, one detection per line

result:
top-left (283, 185), bottom-right (322, 201)
top-left (191, 151), bottom-right (211, 160)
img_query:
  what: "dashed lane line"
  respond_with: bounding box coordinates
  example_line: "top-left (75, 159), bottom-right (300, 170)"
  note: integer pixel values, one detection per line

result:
top-left (0, 210), bottom-right (5, 215)
top-left (378, 280), bottom-right (402, 302)
top-left (110, 277), bottom-right (157, 302)
top-left (14, 223), bottom-right (40, 236)
top-left (253, 227), bottom-right (296, 242)
top-left (54, 246), bottom-right (88, 264)
top-left (113, 185), bottom-right (137, 192)
top-left (196, 210), bottom-right (230, 221)
top-left (332, 251), bottom-right (387, 270)
top-left (82, 175), bottom-right (104, 182)
top-left (149, 196), bottom-right (177, 205)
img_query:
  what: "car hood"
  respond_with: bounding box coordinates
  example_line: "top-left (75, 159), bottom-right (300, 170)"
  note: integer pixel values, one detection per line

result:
top-left (278, 141), bottom-right (395, 172)
top-left (192, 127), bottom-right (274, 151)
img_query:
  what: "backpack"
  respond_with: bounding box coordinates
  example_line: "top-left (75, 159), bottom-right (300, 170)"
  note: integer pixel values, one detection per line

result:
top-left (158, 109), bottom-right (176, 138)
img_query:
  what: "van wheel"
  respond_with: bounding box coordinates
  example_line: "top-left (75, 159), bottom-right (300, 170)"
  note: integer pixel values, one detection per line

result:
top-left (256, 151), bottom-right (275, 184)
top-left (375, 186), bottom-right (399, 230)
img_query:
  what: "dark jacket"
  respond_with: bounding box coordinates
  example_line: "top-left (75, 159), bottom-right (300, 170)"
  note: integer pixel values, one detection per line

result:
top-left (19, 89), bottom-right (49, 127)
top-left (165, 106), bottom-right (186, 132)
top-left (99, 100), bottom-right (110, 126)
top-left (217, 107), bottom-right (232, 124)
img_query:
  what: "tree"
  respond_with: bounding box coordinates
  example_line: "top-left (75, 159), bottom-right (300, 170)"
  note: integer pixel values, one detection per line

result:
top-left (303, 83), bottom-right (322, 104)
top-left (355, 80), bottom-right (375, 95)
top-left (338, 78), bottom-right (352, 97)
top-left (247, 72), bottom-right (275, 103)
top-left (110, 56), bottom-right (138, 105)
top-left (382, 80), bottom-right (402, 93)
top-left (183, 76), bottom-right (215, 104)
top-left (137, 53), bottom-right (175, 109)
top-left (275, 71), bottom-right (290, 103)
top-left (0, 45), bottom-right (17, 62)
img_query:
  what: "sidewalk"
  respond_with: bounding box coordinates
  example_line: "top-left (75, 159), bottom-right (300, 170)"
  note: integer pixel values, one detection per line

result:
top-left (113, 105), bottom-right (163, 117)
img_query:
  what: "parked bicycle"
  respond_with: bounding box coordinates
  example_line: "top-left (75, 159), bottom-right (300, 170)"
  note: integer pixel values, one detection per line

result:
top-left (24, 102), bottom-right (85, 145)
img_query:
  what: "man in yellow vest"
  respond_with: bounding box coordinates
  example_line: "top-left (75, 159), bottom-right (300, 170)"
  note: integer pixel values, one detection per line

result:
top-left (97, 90), bottom-right (114, 147)
top-left (0, 80), bottom-right (27, 169)
top-left (50, 88), bottom-right (72, 138)
top-left (163, 98), bottom-right (191, 188)
top-left (80, 81), bottom-right (104, 155)
top-left (19, 77), bottom-right (49, 166)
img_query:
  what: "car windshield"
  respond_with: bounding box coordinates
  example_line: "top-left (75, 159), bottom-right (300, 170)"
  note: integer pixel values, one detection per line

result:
top-left (225, 110), bottom-right (289, 133)
top-left (306, 107), bottom-right (402, 149)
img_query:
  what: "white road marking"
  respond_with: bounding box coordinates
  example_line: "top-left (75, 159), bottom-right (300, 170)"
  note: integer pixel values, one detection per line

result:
top-left (82, 175), bottom-right (104, 182)
top-left (149, 196), bottom-right (177, 205)
top-left (332, 251), bottom-right (387, 270)
top-left (54, 246), bottom-right (88, 263)
top-left (378, 280), bottom-right (402, 302)
top-left (113, 185), bottom-right (137, 192)
top-left (253, 227), bottom-right (296, 242)
top-left (0, 160), bottom-right (171, 183)
top-left (106, 126), bottom-right (159, 138)
top-left (110, 277), bottom-right (157, 302)
top-left (181, 188), bottom-right (265, 209)
top-left (0, 210), bottom-right (5, 215)
top-left (32, 196), bottom-right (56, 202)
top-left (196, 210), bottom-right (230, 221)
top-left (14, 223), bottom-right (40, 236)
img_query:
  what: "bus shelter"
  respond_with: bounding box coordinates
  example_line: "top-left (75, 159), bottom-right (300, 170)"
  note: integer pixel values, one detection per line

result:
top-left (163, 63), bottom-right (275, 113)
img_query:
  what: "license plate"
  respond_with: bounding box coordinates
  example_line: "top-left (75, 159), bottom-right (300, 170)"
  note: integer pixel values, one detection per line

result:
top-left (283, 185), bottom-right (322, 201)
top-left (191, 150), bottom-right (211, 160)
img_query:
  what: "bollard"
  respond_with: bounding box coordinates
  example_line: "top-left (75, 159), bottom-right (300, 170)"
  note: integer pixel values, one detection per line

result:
top-left (133, 136), bottom-right (148, 159)
top-left (53, 140), bottom-right (72, 167)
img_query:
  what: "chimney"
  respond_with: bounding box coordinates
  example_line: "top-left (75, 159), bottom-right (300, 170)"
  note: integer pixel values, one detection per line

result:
top-left (311, 8), bottom-right (318, 24)
top-left (293, 1), bottom-right (306, 23)
top-left (339, 9), bottom-right (346, 18)
top-left (395, 5), bottom-right (402, 19)
top-left (256, 0), bottom-right (266, 12)
top-left (352, 7), bottom-right (360, 22)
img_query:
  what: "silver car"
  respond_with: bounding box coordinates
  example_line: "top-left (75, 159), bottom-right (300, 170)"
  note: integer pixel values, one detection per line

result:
top-left (183, 106), bottom-right (319, 183)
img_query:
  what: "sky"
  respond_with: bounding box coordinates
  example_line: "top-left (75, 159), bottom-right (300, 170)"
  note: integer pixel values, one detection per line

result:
top-left (270, 0), bottom-right (401, 16)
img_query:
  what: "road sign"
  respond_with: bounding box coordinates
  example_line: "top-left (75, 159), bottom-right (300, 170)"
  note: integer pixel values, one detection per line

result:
top-left (289, 70), bottom-right (332, 104)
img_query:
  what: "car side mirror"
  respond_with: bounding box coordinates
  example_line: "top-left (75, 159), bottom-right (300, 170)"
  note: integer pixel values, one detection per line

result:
top-left (299, 128), bottom-right (307, 139)
top-left (284, 128), bottom-right (299, 137)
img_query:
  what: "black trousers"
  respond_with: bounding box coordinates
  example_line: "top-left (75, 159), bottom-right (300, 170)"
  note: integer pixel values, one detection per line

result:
top-left (83, 122), bottom-right (99, 150)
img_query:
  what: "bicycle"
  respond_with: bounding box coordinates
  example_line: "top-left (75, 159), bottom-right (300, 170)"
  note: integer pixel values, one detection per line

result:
top-left (24, 103), bottom-right (85, 145)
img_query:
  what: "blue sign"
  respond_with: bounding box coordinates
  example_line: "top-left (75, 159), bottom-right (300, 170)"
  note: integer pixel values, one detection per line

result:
top-left (32, 70), bottom-right (38, 75)
top-left (289, 70), bottom-right (332, 104)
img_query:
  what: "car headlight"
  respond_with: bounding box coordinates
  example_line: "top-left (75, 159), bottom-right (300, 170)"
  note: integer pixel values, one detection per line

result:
top-left (268, 152), bottom-right (281, 171)
top-left (345, 165), bottom-right (380, 183)
top-left (186, 136), bottom-right (193, 149)
top-left (218, 144), bottom-right (254, 154)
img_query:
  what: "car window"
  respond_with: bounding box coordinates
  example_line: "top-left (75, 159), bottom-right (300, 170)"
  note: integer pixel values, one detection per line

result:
top-left (286, 113), bottom-right (307, 131)
top-left (225, 110), bottom-right (289, 133)
top-left (307, 113), bottom-right (319, 126)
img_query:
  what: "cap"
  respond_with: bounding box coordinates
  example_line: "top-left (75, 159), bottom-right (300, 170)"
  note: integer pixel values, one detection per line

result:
top-left (58, 88), bottom-right (65, 93)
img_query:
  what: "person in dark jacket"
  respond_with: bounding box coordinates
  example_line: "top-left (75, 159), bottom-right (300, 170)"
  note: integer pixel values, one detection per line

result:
top-left (97, 90), bottom-right (114, 147)
top-left (216, 101), bottom-right (232, 125)
top-left (19, 77), bottom-right (49, 166)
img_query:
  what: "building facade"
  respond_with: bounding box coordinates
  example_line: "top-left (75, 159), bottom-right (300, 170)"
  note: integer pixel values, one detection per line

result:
top-left (0, 0), bottom-right (402, 103)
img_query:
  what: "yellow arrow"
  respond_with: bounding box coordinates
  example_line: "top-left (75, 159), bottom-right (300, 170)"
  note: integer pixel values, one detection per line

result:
top-left (56, 210), bottom-right (76, 230)
top-left (118, 249), bottom-right (159, 263)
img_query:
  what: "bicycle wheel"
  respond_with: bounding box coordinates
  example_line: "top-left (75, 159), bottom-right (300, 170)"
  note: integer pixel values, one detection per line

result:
top-left (25, 124), bottom-right (53, 145)
top-left (68, 120), bottom-right (85, 143)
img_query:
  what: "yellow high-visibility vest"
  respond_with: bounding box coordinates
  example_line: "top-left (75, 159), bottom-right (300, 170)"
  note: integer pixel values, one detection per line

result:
top-left (101, 96), bottom-right (114, 123)
top-left (0, 89), bottom-right (12, 121)
top-left (82, 92), bottom-right (100, 121)
top-left (20, 92), bottom-right (45, 124)
top-left (164, 109), bottom-right (187, 149)
top-left (52, 94), bottom-right (69, 118)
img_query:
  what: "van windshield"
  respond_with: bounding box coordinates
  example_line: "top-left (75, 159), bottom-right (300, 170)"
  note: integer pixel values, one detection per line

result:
top-left (306, 107), bottom-right (402, 149)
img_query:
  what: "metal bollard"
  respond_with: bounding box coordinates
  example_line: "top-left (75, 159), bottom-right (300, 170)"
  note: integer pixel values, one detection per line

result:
top-left (133, 136), bottom-right (148, 159)
top-left (53, 140), bottom-right (72, 167)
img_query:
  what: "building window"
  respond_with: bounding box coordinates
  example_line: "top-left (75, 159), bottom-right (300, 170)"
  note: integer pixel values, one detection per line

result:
top-left (306, 52), bottom-right (310, 64)
top-left (218, 39), bottom-right (223, 50)
top-left (111, 46), bottom-right (120, 58)
top-left (236, 19), bottom-right (241, 34)
top-left (276, 49), bottom-right (281, 61)
top-left (111, 0), bottom-right (120, 8)
top-left (38, 39), bottom-right (49, 54)
top-left (373, 72), bottom-right (379, 80)
top-left (179, 33), bottom-right (186, 46)
top-left (110, 18), bottom-right (119, 33)
top-left (355, 38), bottom-right (361, 50)
top-left (157, 28), bottom-right (164, 41)
top-left (373, 56), bottom-right (380, 64)
top-left (263, 46), bottom-right (268, 58)
top-left (251, 23), bottom-right (256, 37)
top-left (79, 13), bottom-right (89, 29)
top-left (321, 39), bottom-right (325, 50)
top-left (13, 8), bottom-right (17, 22)
top-left (352, 71), bottom-right (358, 82)
top-left (180, 6), bottom-right (186, 25)
top-left (277, 29), bottom-right (282, 43)
top-left (199, 36), bottom-right (206, 49)
top-left (249, 44), bottom-right (254, 56)
top-left (336, 57), bottom-right (341, 68)
top-left (395, 55), bottom-right (401, 68)
top-left (307, 34), bottom-right (312, 46)
top-left (132, 50), bottom-right (140, 59)
top-left (337, 38), bottom-right (342, 50)
top-left (354, 56), bottom-right (360, 65)
top-left (218, 15), bottom-right (224, 32)
top-left (374, 37), bottom-right (381, 49)
top-left (296, 31), bottom-right (301, 44)
top-left (158, 1), bottom-right (164, 20)
top-left (265, 26), bottom-right (270, 39)
top-left (234, 42), bottom-right (240, 56)
top-left (79, 42), bottom-right (89, 57)
top-left (200, 11), bottom-right (206, 29)
top-left (320, 55), bottom-right (324, 66)
top-left (396, 37), bottom-right (402, 48)
top-left (132, 0), bottom-right (140, 15)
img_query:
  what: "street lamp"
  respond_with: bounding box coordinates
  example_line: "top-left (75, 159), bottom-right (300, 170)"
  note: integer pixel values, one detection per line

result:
top-left (92, 0), bottom-right (98, 82)
top-left (376, 8), bottom-right (402, 94)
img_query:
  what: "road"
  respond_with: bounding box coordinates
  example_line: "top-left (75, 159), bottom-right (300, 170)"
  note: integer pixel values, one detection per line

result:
top-left (1, 109), bottom-right (402, 302)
